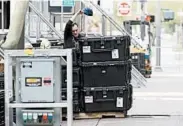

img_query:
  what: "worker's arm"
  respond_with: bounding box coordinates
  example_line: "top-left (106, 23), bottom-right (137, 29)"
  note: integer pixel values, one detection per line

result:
top-left (64, 10), bottom-right (83, 41)
top-left (70, 10), bottom-right (82, 22)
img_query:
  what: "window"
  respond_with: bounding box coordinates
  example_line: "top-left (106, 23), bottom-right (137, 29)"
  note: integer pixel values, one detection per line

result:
top-left (48, 1), bottom-right (74, 14)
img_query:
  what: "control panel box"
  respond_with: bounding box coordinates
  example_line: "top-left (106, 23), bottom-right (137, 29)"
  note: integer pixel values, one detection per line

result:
top-left (16, 58), bottom-right (60, 103)
top-left (21, 109), bottom-right (54, 125)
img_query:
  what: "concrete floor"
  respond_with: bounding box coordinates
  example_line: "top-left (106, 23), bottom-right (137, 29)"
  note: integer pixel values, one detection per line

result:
top-left (129, 73), bottom-right (183, 116)
top-left (61, 72), bottom-right (183, 125)
top-left (61, 116), bottom-right (183, 126)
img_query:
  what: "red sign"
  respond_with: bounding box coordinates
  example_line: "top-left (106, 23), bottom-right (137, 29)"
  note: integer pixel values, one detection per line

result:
top-left (118, 2), bottom-right (131, 16)
top-left (43, 77), bottom-right (51, 86)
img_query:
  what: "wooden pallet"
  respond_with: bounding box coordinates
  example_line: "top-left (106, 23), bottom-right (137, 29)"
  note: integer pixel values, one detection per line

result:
top-left (75, 112), bottom-right (126, 119)
top-left (62, 112), bottom-right (126, 120)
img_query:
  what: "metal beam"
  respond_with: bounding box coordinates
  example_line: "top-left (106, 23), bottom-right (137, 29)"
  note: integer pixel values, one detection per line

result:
top-left (9, 103), bottom-right (68, 108)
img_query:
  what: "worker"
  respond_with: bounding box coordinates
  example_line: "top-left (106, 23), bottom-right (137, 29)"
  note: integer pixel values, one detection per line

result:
top-left (64, 8), bottom-right (93, 49)
top-left (64, 10), bottom-right (83, 49)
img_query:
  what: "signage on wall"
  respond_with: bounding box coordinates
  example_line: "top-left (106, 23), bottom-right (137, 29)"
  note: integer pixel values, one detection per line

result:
top-left (117, 1), bottom-right (132, 16)
top-left (50, 0), bottom-right (75, 7)
top-left (62, 0), bottom-right (75, 7)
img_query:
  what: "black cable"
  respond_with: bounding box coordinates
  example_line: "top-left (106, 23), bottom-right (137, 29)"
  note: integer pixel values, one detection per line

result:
top-left (95, 118), bottom-right (101, 126)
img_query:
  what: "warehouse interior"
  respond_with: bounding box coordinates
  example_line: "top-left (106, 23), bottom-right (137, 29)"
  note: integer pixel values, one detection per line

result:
top-left (0, 0), bottom-right (183, 126)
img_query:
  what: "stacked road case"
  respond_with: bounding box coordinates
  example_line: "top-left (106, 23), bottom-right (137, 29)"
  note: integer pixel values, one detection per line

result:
top-left (0, 73), bottom-right (4, 126)
top-left (0, 90), bottom-right (4, 126)
top-left (78, 36), bottom-right (133, 115)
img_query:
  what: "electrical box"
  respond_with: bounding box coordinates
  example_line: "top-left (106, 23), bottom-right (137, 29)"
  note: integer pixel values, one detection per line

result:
top-left (17, 58), bottom-right (59, 103)
top-left (21, 109), bottom-right (54, 125)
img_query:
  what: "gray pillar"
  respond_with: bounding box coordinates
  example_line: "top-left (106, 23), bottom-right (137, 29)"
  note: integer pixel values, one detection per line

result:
top-left (148, 24), bottom-right (152, 57)
top-left (17, 25), bottom-right (25, 49)
top-left (155, 0), bottom-right (162, 71)
top-left (102, 15), bottom-right (106, 36)
top-left (140, 1), bottom-right (145, 41)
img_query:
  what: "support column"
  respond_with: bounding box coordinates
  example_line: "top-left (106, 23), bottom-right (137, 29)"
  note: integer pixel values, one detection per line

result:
top-left (140, 0), bottom-right (146, 41)
top-left (155, 0), bottom-right (162, 71)
top-left (102, 15), bottom-right (106, 36)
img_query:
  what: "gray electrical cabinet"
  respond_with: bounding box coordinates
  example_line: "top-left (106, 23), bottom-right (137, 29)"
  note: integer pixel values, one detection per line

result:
top-left (19, 59), bottom-right (55, 102)
top-left (15, 57), bottom-right (61, 126)
top-left (4, 49), bottom-right (73, 126)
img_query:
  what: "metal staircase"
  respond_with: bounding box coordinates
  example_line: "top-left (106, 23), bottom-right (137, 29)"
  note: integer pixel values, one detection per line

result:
top-left (27, 2), bottom-right (64, 43)
top-left (84, 0), bottom-right (147, 88)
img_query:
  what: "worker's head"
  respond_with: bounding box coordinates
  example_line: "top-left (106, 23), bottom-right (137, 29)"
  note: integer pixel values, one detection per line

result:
top-left (72, 23), bottom-right (79, 38)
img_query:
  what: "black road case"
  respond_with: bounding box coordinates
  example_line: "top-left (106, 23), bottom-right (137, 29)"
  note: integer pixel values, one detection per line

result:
top-left (0, 73), bottom-right (4, 90)
top-left (61, 88), bottom-right (79, 101)
top-left (81, 86), bottom-right (131, 113)
top-left (127, 84), bottom-right (133, 110)
top-left (62, 101), bottom-right (80, 114)
top-left (79, 36), bottom-right (131, 62)
top-left (61, 88), bottom-right (80, 113)
top-left (127, 71), bottom-right (132, 83)
top-left (131, 53), bottom-right (145, 69)
top-left (0, 91), bottom-right (4, 126)
top-left (62, 67), bottom-right (81, 88)
top-left (81, 61), bottom-right (131, 87)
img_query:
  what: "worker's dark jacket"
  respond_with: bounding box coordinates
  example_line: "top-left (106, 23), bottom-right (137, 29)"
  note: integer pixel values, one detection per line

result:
top-left (64, 20), bottom-right (82, 49)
